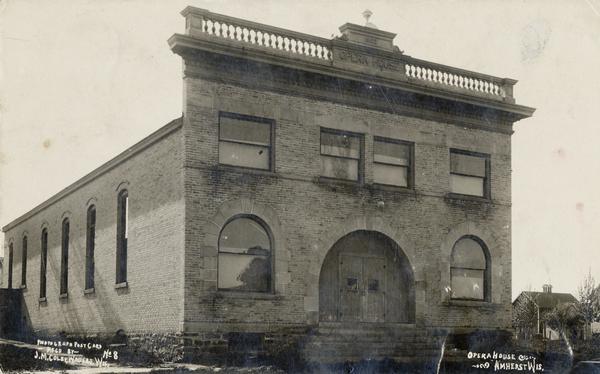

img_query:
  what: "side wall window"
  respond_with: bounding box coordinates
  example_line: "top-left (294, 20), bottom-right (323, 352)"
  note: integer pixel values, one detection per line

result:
top-left (449, 149), bottom-right (490, 198)
top-left (218, 112), bottom-right (274, 171)
top-left (86, 205), bottom-right (96, 290)
top-left (7, 243), bottom-right (13, 289)
top-left (116, 190), bottom-right (128, 284)
top-left (60, 218), bottom-right (70, 296)
top-left (320, 128), bottom-right (362, 181)
top-left (450, 236), bottom-right (489, 301)
top-left (218, 216), bottom-right (272, 293)
top-left (40, 229), bottom-right (48, 299)
top-left (21, 236), bottom-right (27, 287)
top-left (373, 137), bottom-right (413, 187)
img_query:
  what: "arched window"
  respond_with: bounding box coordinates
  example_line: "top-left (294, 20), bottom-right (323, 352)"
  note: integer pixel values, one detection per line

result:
top-left (85, 205), bottom-right (96, 291)
top-left (450, 236), bottom-right (489, 301)
top-left (40, 228), bottom-right (48, 299)
top-left (218, 216), bottom-right (272, 293)
top-left (116, 190), bottom-right (128, 285)
top-left (60, 218), bottom-right (70, 296)
top-left (21, 236), bottom-right (27, 288)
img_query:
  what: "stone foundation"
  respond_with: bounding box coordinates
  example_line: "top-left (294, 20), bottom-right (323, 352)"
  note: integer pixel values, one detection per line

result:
top-left (182, 326), bottom-right (311, 370)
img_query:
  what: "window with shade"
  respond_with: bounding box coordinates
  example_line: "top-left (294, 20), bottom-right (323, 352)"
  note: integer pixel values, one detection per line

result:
top-left (85, 205), bottom-right (96, 291)
top-left (450, 236), bottom-right (489, 301)
top-left (21, 236), bottom-right (27, 288)
top-left (7, 243), bottom-right (13, 289)
top-left (373, 138), bottom-right (413, 187)
top-left (60, 218), bottom-right (70, 296)
top-left (320, 129), bottom-right (362, 181)
top-left (449, 150), bottom-right (490, 198)
top-left (116, 190), bottom-right (128, 285)
top-left (218, 216), bottom-right (272, 293)
top-left (40, 229), bottom-right (48, 299)
top-left (219, 113), bottom-right (274, 171)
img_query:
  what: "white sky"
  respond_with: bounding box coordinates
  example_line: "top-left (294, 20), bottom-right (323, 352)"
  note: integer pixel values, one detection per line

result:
top-left (1, 0), bottom-right (599, 299)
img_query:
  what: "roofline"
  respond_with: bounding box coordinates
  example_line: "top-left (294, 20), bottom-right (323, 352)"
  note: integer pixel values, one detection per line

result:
top-left (512, 290), bottom-right (578, 304)
top-left (168, 34), bottom-right (536, 122)
top-left (519, 291), bottom-right (577, 297)
top-left (2, 116), bottom-right (183, 233)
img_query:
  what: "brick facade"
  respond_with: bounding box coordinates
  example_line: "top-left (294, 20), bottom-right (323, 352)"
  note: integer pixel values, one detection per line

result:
top-left (2, 6), bottom-right (534, 365)
top-left (2, 119), bottom-right (184, 336)
top-left (182, 78), bottom-right (513, 332)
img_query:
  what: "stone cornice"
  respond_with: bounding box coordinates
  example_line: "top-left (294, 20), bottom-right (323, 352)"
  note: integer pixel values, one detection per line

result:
top-left (179, 48), bottom-right (516, 134)
top-left (169, 33), bottom-right (535, 125)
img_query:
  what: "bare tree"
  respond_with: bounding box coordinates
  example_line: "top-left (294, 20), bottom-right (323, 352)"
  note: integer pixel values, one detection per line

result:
top-left (578, 270), bottom-right (600, 340)
top-left (545, 302), bottom-right (584, 342)
top-left (513, 292), bottom-right (539, 341)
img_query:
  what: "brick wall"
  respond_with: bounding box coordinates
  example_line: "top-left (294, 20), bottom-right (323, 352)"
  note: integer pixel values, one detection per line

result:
top-left (182, 77), bottom-right (514, 333)
top-left (2, 121), bottom-right (185, 336)
top-left (1, 60), bottom-right (515, 343)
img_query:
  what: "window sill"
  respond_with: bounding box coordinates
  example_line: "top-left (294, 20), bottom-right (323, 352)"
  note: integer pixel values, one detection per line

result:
top-left (216, 164), bottom-right (277, 178)
top-left (316, 176), bottom-right (361, 188)
top-left (59, 293), bottom-right (68, 300)
top-left (39, 297), bottom-right (47, 303)
top-left (215, 291), bottom-right (283, 300)
top-left (442, 299), bottom-right (495, 307)
top-left (115, 282), bottom-right (128, 289)
top-left (84, 288), bottom-right (95, 295)
top-left (445, 193), bottom-right (491, 203)
top-left (368, 183), bottom-right (415, 195)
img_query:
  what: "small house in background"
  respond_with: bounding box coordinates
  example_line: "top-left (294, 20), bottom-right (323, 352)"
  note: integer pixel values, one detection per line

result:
top-left (513, 284), bottom-right (578, 340)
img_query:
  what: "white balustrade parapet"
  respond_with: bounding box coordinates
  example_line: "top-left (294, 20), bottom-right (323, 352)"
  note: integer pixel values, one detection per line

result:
top-left (180, 7), bottom-right (516, 102)
top-left (183, 7), bottom-right (332, 61)
top-left (403, 57), bottom-right (515, 101)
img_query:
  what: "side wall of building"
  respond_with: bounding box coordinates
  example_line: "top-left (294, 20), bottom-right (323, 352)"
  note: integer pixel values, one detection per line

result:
top-left (2, 124), bottom-right (185, 336)
top-left (182, 76), bottom-right (513, 334)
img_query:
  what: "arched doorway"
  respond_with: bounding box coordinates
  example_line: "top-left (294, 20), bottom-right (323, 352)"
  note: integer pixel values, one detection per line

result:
top-left (319, 230), bottom-right (415, 323)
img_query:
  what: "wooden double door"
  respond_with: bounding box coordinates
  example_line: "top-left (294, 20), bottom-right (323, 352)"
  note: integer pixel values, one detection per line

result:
top-left (339, 254), bottom-right (386, 322)
top-left (319, 230), bottom-right (415, 324)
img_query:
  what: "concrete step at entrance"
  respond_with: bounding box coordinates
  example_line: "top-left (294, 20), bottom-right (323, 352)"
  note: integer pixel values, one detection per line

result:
top-left (306, 340), bottom-right (441, 352)
top-left (313, 335), bottom-right (435, 344)
top-left (303, 324), bottom-right (444, 365)
top-left (305, 344), bottom-right (441, 359)
top-left (305, 348), bottom-right (443, 365)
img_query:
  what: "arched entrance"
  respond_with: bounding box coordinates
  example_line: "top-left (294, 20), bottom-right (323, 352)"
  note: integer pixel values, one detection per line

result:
top-left (319, 230), bottom-right (415, 323)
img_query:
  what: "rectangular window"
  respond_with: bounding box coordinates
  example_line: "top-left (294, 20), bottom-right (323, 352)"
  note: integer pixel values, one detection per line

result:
top-left (320, 129), bottom-right (362, 181)
top-left (218, 253), bottom-right (271, 293)
top-left (21, 237), bottom-right (27, 288)
top-left (373, 138), bottom-right (412, 187)
top-left (346, 277), bottom-right (359, 292)
top-left (85, 206), bottom-right (96, 291)
top-left (218, 113), bottom-right (273, 170)
top-left (368, 278), bottom-right (380, 292)
top-left (7, 243), bottom-right (13, 289)
top-left (449, 149), bottom-right (490, 198)
top-left (60, 219), bottom-right (69, 296)
top-left (40, 230), bottom-right (48, 299)
top-left (116, 191), bottom-right (128, 285)
top-left (451, 268), bottom-right (484, 300)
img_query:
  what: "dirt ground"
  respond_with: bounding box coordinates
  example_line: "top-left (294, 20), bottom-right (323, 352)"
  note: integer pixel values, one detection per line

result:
top-left (0, 338), bottom-right (286, 374)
